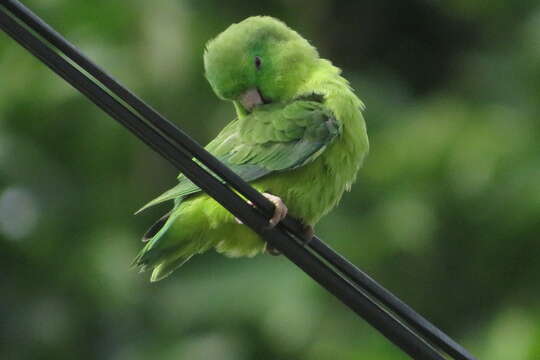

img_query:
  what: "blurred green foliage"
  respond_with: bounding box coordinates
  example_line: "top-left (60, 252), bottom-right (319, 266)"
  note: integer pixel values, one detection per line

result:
top-left (1, 0), bottom-right (540, 359)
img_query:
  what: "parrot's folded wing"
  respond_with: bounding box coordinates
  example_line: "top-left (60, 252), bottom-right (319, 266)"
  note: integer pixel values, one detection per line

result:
top-left (137, 100), bottom-right (340, 213)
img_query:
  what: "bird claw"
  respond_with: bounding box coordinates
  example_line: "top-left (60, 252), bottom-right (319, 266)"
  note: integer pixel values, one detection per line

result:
top-left (235, 193), bottom-right (289, 227)
top-left (262, 192), bottom-right (288, 228)
top-left (263, 192), bottom-right (288, 256)
top-left (234, 192), bottom-right (289, 256)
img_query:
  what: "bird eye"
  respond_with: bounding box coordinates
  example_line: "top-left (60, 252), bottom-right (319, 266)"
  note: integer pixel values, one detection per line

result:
top-left (254, 56), bottom-right (262, 70)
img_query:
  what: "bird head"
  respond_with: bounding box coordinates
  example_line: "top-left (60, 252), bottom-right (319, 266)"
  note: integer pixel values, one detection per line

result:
top-left (204, 16), bottom-right (319, 114)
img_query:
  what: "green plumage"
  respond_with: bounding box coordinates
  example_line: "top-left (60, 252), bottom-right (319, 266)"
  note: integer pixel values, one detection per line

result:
top-left (134, 16), bottom-right (369, 281)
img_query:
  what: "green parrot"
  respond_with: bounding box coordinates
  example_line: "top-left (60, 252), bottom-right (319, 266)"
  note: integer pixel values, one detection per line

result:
top-left (134, 16), bottom-right (369, 281)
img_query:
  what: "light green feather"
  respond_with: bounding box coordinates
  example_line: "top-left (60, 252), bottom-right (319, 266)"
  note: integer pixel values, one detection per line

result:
top-left (134, 16), bottom-right (369, 281)
top-left (136, 100), bottom-right (340, 214)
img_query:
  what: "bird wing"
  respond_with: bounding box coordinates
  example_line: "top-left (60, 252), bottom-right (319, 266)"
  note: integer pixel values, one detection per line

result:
top-left (137, 100), bottom-right (340, 213)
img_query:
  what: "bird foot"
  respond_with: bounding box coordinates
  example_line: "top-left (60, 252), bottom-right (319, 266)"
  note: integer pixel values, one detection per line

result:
top-left (233, 192), bottom-right (288, 256)
top-left (263, 192), bottom-right (287, 256)
top-left (234, 192), bottom-right (288, 227)
top-left (233, 191), bottom-right (312, 256)
top-left (262, 192), bottom-right (288, 228)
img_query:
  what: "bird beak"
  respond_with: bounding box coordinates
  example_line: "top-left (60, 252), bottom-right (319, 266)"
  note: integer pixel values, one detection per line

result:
top-left (239, 88), bottom-right (264, 112)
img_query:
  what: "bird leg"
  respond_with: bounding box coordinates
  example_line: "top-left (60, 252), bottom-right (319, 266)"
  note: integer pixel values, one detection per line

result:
top-left (263, 192), bottom-right (288, 228)
top-left (235, 192), bottom-right (313, 256)
top-left (263, 192), bottom-right (288, 255)
top-left (258, 192), bottom-right (288, 256)
top-left (233, 192), bottom-right (288, 255)
top-left (233, 192), bottom-right (288, 226)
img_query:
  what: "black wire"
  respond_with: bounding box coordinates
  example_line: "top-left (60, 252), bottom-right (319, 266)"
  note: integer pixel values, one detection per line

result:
top-left (310, 240), bottom-right (476, 360)
top-left (0, 3), bottom-right (478, 360)
top-left (0, 9), bottom-right (445, 360)
top-left (0, 0), bottom-right (279, 224)
top-left (0, 2), bottom-right (477, 359)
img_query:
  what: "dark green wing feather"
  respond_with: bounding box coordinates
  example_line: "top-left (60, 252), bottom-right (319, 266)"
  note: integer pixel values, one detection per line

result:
top-left (137, 100), bottom-right (340, 213)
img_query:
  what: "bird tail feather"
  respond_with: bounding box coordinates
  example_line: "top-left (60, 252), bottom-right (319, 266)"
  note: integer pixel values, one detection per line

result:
top-left (132, 206), bottom-right (202, 281)
top-left (150, 255), bottom-right (193, 282)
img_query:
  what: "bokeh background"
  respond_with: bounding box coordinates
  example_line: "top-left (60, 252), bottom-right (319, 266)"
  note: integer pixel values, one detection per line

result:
top-left (1, 0), bottom-right (540, 359)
